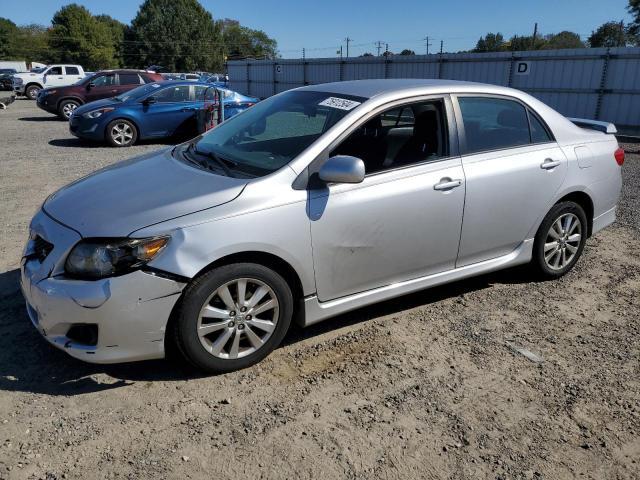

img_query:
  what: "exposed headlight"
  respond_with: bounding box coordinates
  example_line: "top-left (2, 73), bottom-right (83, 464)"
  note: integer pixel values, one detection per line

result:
top-left (42, 89), bottom-right (56, 96)
top-left (83, 107), bottom-right (114, 119)
top-left (65, 237), bottom-right (169, 279)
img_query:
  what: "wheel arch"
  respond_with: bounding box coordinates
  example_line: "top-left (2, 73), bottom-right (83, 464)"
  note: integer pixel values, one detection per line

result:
top-left (556, 191), bottom-right (594, 237)
top-left (25, 81), bottom-right (43, 90)
top-left (164, 250), bottom-right (306, 356)
top-left (56, 96), bottom-right (84, 110)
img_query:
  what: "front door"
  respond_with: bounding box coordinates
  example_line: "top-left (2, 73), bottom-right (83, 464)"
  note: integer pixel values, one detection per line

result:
top-left (309, 98), bottom-right (466, 302)
top-left (85, 73), bottom-right (118, 103)
top-left (453, 95), bottom-right (568, 266)
top-left (140, 84), bottom-right (194, 137)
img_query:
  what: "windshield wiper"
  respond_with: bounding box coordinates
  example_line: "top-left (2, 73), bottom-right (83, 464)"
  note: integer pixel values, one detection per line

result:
top-left (189, 144), bottom-right (242, 176)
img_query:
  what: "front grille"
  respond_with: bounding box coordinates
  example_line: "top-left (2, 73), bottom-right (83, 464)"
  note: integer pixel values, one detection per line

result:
top-left (32, 235), bottom-right (54, 263)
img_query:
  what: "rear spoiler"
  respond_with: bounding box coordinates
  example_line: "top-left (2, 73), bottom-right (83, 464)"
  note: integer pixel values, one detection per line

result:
top-left (568, 117), bottom-right (617, 134)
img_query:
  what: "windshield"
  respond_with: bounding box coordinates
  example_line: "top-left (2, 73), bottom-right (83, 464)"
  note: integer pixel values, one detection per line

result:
top-left (115, 83), bottom-right (162, 102)
top-left (31, 67), bottom-right (46, 73)
top-left (186, 90), bottom-right (366, 177)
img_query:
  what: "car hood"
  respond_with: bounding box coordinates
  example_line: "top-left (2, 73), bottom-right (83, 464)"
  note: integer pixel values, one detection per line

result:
top-left (43, 148), bottom-right (248, 237)
top-left (74, 98), bottom-right (119, 116)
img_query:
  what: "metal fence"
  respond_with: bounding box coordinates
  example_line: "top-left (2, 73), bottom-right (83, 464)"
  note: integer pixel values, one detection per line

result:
top-left (227, 47), bottom-right (640, 132)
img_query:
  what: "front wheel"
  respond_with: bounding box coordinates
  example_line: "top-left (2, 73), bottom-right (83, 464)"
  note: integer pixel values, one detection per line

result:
top-left (173, 263), bottom-right (294, 373)
top-left (106, 119), bottom-right (137, 147)
top-left (532, 201), bottom-right (588, 278)
top-left (58, 99), bottom-right (80, 120)
top-left (25, 85), bottom-right (40, 100)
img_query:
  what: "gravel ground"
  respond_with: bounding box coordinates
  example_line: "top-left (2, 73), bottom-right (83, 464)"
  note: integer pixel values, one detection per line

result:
top-left (0, 101), bottom-right (639, 480)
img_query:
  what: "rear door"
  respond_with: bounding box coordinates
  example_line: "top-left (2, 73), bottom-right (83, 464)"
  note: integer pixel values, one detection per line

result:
top-left (64, 66), bottom-right (84, 84)
top-left (453, 95), bottom-right (567, 266)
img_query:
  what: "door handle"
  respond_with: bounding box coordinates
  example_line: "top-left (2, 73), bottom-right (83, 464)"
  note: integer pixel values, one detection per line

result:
top-left (540, 158), bottom-right (561, 170)
top-left (434, 178), bottom-right (463, 191)
top-left (181, 107), bottom-right (197, 111)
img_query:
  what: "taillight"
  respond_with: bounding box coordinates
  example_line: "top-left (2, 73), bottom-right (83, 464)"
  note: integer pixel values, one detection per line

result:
top-left (614, 148), bottom-right (625, 166)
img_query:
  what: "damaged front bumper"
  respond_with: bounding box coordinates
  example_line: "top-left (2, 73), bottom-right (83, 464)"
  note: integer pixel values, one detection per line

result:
top-left (20, 210), bottom-right (186, 364)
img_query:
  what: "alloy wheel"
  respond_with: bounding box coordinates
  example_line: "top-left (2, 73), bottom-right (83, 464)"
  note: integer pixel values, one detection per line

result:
top-left (543, 213), bottom-right (582, 270)
top-left (111, 123), bottom-right (134, 146)
top-left (62, 103), bottom-right (77, 119)
top-left (197, 278), bottom-right (279, 360)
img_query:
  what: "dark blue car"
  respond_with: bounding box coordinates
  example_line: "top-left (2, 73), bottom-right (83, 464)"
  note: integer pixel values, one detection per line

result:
top-left (70, 81), bottom-right (258, 147)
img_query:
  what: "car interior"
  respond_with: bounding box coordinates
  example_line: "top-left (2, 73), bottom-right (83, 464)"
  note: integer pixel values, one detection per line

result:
top-left (330, 99), bottom-right (448, 174)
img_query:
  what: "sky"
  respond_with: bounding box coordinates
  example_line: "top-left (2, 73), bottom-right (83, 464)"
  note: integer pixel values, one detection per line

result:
top-left (1, 0), bottom-right (634, 58)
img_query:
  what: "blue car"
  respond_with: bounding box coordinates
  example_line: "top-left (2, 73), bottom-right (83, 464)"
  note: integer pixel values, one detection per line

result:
top-left (70, 81), bottom-right (258, 147)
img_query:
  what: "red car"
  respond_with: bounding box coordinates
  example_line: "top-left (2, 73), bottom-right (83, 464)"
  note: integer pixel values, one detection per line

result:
top-left (36, 69), bottom-right (164, 119)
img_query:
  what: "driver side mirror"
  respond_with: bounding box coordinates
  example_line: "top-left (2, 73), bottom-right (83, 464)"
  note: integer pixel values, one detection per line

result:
top-left (143, 96), bottom-right (157, 105)
top-left (319, 156), bottom-right (365, 184)
top-left (87, 82), bottom-right (95, 90)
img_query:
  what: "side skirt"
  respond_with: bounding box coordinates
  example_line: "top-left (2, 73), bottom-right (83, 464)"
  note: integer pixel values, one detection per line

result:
top-left (300, 239), bottom-right (534, 327)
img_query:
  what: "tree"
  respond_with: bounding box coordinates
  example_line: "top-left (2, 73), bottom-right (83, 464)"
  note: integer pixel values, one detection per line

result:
top-left (629, 0), bottom-right (640, 36)
top-left (360, 52), bottom-right (374, 57)
top-left (474, 33), bottom-right (505, 52)
top-left (48, 4), bottom-right (118, 69)
top-left (13, 24), bottom-right (52, 63)
top-left (95, 15), bottom-right (127, 67)
top-left (399, 49), bottom-right (415, 55)
top-left (217, 18), bottom-right (277, 61)
top-left (0, 18), bottom-right (18, 59)
top-left (543, 31), bottom-right (585, 49)
top-left (589, 21), bottom-right (628, 47)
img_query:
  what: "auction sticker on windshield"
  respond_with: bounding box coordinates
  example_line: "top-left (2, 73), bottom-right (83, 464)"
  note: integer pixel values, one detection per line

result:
top-left (319, 97), bottom-right (361, 111)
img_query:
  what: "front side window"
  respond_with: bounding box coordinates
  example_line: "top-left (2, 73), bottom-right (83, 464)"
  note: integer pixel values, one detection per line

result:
top-left (153, 85), bottom-right (190, 102)
top-left (186, 90), bottom-right (366, 177)
top-left (458, 97), bottom-right (551, 154)
top-left (47, 67), bottom-right (62, 75)
top-left (65, 66), bottom-right (80, 75)
top-left (331, 99), bottom-right (448, 175)
top-left (92, 74), bottom-right (116, 87)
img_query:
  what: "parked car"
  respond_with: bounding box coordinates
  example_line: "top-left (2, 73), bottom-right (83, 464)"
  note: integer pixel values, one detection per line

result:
top-left (13, 64), bottom-right (85, 99)
top-left (0, 68), bottom-right (17, 91)
top-left (36, 69), bottom-right (164, 119)
top-left (69, 81), bottom-right (258, 146)
top-left (179, 73), bottom-right (201, 81)
top-left (21, 79), bottom-right (622, 373)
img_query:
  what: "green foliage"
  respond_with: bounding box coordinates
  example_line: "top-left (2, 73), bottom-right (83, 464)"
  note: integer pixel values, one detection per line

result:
top-left (542, 31), bottom-right (585, 49)
top-left (128, 0), bottom-right (221, 71)
top-left (217, 18), bottom-right (277, 61)
top-left (48, 4), bottom-right (119, 69)
top-left (589, 22), bottom-right (628, 47)
top-left (629, 0), bottom-right (640, 35)
top-left (0, 18), bottom-right (18, 59)
top-left (474, 33), bottom-right (505, 52)
top-left (95, 15), bottom-right (127, 67)
top-left (399, 49), bottom-right (415, 55)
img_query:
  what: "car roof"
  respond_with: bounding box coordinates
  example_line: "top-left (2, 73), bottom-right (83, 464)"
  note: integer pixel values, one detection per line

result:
top-left (299, 79), bottom-right (509, 99)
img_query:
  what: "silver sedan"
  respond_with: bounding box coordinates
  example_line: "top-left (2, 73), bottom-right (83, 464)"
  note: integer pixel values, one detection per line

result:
top-left (21, 79), bottom-right (623, 373)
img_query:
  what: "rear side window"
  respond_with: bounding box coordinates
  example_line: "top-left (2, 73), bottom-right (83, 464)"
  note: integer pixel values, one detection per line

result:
top-left (92, 74), bottom-right (116, 87)
top-left (458, 97), bottom-right (532, 154)
top-left (154, 85), bottom-right (190, 102)
top-left (119, 73), bottom-right (143, 85)
top-left (528, 110), bottom-right (553, 144)
top-left (65, 66), bottom-right (79, 75)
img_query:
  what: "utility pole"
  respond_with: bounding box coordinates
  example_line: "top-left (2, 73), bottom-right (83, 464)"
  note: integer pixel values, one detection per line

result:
top-left (344, 37), bottom-right (352, 58)
top-left (339, 45), bottom-right (343, 59)
top-left (302, 47), bottom-right (305, 60)
top-left (423, 36), bottom-right (432, 55)
top-left (375, 40), bottom-right (384, 56)
top-left (619, 20), bottom-right (626, 47)
top-left (532, 22), bottom-right (538, 50)
top-left (440, 40), bottom-right (444, 54)
top-left (385, 43), bottom-right (389, 56)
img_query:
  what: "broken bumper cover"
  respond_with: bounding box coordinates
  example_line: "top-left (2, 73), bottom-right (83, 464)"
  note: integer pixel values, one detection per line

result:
top-left (21, 259), bottom-right (186, 364)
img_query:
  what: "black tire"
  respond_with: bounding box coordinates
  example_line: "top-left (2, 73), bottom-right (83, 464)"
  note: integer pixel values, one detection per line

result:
top-left (173, 263), bottom-right (294, 374)
top-left (58, 99), bottom-right (80, 120)
top-left (105, 119), bottom-right (138, 147)
top-left (532, 201), bottom-right (588, 279)
top-left (25, 85), bottom-right (40, 100)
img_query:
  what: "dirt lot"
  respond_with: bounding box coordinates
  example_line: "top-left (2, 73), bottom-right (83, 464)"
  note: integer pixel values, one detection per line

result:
top-left (0, 100), bottom-right (639, 480)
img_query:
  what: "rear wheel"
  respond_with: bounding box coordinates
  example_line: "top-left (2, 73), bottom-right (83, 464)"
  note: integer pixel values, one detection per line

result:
top-left (173, 263), bottom-right (293, 373)
top-left (106, 119), bottom-right (137, 147)
top-left (25, 85), bottom-right (40, 100)
top-left (532, 201), bottom-right (587, 278)
top-left (58, 99), bottom-right (80, 119)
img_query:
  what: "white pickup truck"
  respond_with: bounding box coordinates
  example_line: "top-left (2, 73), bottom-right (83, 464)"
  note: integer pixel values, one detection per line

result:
top-left (13, 64), bottom-right (85, 99)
